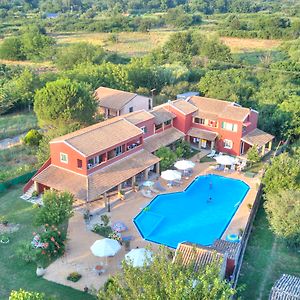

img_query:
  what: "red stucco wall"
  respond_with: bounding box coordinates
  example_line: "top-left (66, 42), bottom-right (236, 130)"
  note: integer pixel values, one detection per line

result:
top-left (135, 118), bottom-right (155, 138)
top-left (50, 142), bottom-right (87, 175)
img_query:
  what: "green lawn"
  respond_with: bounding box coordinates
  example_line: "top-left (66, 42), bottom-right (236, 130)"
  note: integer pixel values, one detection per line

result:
top-left (0, 185), bottom-right (94, 300)
top-left (0, 111), bottom-right (37, 140)
top-left (238, 204), bottom-right (300, 299)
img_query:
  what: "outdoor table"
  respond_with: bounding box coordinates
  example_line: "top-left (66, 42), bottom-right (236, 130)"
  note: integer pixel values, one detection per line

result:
top-left (94, 265), bottom-right (105, 275)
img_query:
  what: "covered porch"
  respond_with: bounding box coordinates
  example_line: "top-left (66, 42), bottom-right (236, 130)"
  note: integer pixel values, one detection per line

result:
top-left (32, 150), bottom-right (160, 211)
top-left (187, 127), bottom-right (218, 150)
top-left (241, 128), bottom-right (274, 156)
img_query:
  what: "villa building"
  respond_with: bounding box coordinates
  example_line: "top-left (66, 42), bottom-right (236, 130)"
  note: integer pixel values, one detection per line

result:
top-left (24, 95), bottom-right (274, 203)
top-left (94, 87), bottom-right (152, 118)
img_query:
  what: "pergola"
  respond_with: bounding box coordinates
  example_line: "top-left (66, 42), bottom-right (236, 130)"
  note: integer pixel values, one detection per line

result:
top-left (241, 128), bottom-right (274, 156)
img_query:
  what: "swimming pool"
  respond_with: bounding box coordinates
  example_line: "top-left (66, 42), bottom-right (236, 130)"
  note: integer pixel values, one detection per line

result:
top-left (133, 174), bottom-right (249, 249)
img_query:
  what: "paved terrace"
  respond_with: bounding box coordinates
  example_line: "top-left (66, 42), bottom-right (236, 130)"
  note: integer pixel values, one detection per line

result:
top-left (43, 154), bottom-right (261, 292)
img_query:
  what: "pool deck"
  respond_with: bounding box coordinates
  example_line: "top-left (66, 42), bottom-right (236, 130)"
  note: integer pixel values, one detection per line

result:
top-left (43, 154), bottom-right (262, 292)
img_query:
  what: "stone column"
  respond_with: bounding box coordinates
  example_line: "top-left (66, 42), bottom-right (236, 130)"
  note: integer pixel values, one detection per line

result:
top-left (34, 181), bottom-right (39, 193)
top-left (156, 162), bottom-right (160, 175)
top-left (262, 144), bottom-right (266, 156)
top-left (144, 168), bottom-right (149, 180)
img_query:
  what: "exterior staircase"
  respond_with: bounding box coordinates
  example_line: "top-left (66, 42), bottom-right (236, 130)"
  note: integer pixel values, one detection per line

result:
top-left (20, 184), bottom-right (34, 200)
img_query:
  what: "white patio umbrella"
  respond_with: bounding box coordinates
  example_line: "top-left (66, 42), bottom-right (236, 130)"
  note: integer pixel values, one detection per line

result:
top-left (161, 170), bottom-right (182, 181)
top-left (214, 155), bottom-right (235, 165)
top-left (90, 238), bottom-right (121, 258)
top-left (125, 248), bottom-right (153, 267)
top-left (174, 160), bottom-right (195, 171)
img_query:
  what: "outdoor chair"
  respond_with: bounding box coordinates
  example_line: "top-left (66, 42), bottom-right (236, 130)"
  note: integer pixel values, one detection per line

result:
top-left (150, 186), bottom-right (160, 193)
top-left (153, 181), bottom-right (166, 192)
top-left (230, 164), bottom-right (236, 172)
top-left (207, 150), bottom-right (216, 158)
top-left (141, 190), bottom-right (153, 198)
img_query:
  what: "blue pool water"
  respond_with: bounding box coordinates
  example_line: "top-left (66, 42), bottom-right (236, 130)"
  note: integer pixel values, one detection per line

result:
top-left (134, 174), bottom-right (249, 248)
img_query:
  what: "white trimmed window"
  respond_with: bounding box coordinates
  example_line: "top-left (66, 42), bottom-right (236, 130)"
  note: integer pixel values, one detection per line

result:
top-left (224, 139), bottom-right (233, 149)
top-left (141, 126), bottom-right (147, 134)
top-left (60, 152), bottom-right (68, 163)
top-left (221, 122), bottom-right (238, 132)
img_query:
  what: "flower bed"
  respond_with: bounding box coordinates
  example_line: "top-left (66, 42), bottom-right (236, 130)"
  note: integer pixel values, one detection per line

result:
top-left (67, 272), bottom-right (82, 282)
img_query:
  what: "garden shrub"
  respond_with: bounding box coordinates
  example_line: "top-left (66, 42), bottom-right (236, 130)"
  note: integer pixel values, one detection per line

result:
top-left (92, 224), bottom-right (113, 237)
top-left (23, 129), bottom-right (43, 147)
top-left (34, 190), bottom-right (74, 226)
top-left (31, 225), bottom-right (66, 267)
top-left (67, 272), bottom-right (82, 282)
top-left (9, 289), bottom-right (46, 300)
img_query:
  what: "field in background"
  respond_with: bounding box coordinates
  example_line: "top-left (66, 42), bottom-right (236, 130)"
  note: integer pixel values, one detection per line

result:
top-left (0, 111), bottom-right (37, 140)
top-left (220, 37), bottom-right (281, 53)
top-left (53, 31), bottom-right (173, 57)
top-left (238, 205), bottom-right (300, 299)
top-left (54, 31), bottom-right (283, 59)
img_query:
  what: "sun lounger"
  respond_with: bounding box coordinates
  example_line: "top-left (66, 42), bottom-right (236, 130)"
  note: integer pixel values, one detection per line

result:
top-left (229, 164), bottom-right (236, 172)
top-left (150, 187), bottom-right (160, 193)
top-left (153, 181), bottom-right (166, 192)
top-left (207, 150), bottom-right (216, 158)
top-left (141, 190), bottom-right (153, 198)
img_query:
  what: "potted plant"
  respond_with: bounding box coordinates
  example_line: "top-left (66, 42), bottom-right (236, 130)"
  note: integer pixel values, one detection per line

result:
top-left (0, 216), bottom-right (8, 226)
top-left (133, 182), bottom-right (139, 192)
top-left (31, 191), bottom-right (39, 198)
top-left (247, 203), bottom-right (253, 211)
top-left (83, 209), bottom-right (90, 223)
top-left (124, 239), bottom-right (131, 251)
top-left (119, 190), bottom-right (125, 200)
top-left (238, 228), bottom-right (244, 238)
top-left (36, 265), bottom-right (46, 277)
top-left (0, 234), bottom-right (9, 244)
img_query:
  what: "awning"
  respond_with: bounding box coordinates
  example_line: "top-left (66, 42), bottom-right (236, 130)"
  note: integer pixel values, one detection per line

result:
top-left (87, 150), bottom-right (160, 200)
top-left (188, 128), bottom-right (218, 141)
top-left (151, 108), bottom-right (176, 125)
top-left (241, 128), bottom-right (274, 147)
top-left (144, 127), bottom-right (185, 153)
top-left (33, 166), bottom-right (88, 200)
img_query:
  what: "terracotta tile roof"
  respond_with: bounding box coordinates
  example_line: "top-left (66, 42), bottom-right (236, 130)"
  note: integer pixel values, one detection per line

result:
top-left (269, 274), bottom-right (300, 300)
top-left (123, 110), bottom-right (154, 125)
top-left (51, 119), bottom-right (142, 156)
top-left (150, 107), bottom-right (176, 125)
top-left (212, 239), bottom-right (240, 260)
top-left (189, 96), bottom-right (250, 122)
top-left (94, 87), bottom-right (136, 110)
top-left (88, 149), bottom-right (160, 200)
top-left (174, 242), bottom-right (226, 273)
top-left (187, 127), bottom-right (218, 141)
top-left (144, 127), bottom-right (185, 153)
top-left (33, 150), bottom-right (159, 201)
top-left (33, 166), bottom-right (88, 201)
top-left (170, 99), bottom-right (198, 115)
top-left (241, 128), bottom-right (274, 147)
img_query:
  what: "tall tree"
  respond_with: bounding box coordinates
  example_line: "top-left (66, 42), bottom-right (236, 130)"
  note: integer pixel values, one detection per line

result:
top-left (264, 190), bottom-right (300, 246)
top-left (262, 153), bottom-right (300, 195)
top-left (34, 78), bottom-right (97, 128)
top-left (35, 190), bottom-right (74, 226)
top-left (98, 247), bottom-right (236, 300)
